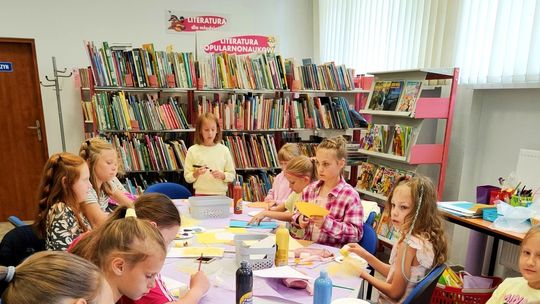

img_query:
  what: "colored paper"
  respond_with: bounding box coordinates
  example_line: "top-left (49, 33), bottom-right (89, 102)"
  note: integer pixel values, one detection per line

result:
top-left (167, 247), bottom-right (224, 258)
top-left (229, 219), bottom-right (278, 229)
top-left (253, 266), bottom-right (313, 280)
top-left (295, 202), bottom-right (330, 217)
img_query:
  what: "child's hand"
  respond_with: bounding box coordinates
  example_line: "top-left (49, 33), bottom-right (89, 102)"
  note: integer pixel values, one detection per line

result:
top-left (346, 242), bottom-right (369, 258)
top-left (266, 201), bottom-right (278, 210)
top-left (311, 216), bottom-right (326, 229)
top-left (193, 167), bottom-right (207, 178)
top-left (298, 215), bottom-right (310, 228)
top-left (248, 211), bottom-right (267, 225)
top-left (211, 170), bottom-right (225, 180)
top-left (189, 271), bottom-right (210, 297)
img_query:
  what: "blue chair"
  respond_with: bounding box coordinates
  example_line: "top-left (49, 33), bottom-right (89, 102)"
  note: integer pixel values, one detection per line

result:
top-left (402, 263), bottom-right (446, 304)
top-left (357, 211), bottom-right (378, 300)
top-left (7, 216), bottom-right (25, 227)
top-left (145, 182), bottom-right (191, 199)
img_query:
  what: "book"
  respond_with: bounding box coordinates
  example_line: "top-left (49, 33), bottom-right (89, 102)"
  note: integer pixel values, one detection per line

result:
top-left (396, 80), bottom-right (422, 112)
top-left (367, 81), bottom-right (391, 110)
top-left (357, 162), bottom-right (377, 191)
top-left (382, 81), bottom-right (404, 111)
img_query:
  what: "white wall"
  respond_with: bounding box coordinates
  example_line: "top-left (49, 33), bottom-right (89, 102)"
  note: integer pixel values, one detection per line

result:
top-left (0, 0), bottom-right (314, 154)
top-left (444, 86), bottom-right (540, 273)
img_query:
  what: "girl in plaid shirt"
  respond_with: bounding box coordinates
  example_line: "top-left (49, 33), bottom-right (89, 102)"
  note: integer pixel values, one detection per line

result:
top-left (292, 136), bottom-right (363, 247)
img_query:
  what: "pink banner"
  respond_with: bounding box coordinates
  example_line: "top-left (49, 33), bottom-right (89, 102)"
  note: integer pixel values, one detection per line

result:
top-left (203, 35), bottom-right (276, 55)
top-left (168, 14), bottom-right (227, 32)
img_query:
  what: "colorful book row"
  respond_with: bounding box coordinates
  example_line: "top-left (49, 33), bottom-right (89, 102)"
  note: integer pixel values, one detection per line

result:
top-left (111, 135), bottom-right (188, 172)
top-left (230, 172), bottom-right (276, 202)
top-left (223, 134), bottom-right (279, 169)
top-left (85, 41), bottom-right (196, 88)
top-left (356, 161), bottom-right (414, 198)
top-left (198, 52), bottom-right (288, 90)
top-left (92, 92), bottom-right (190, 131)
top-left (290, 60), bottom-right (355, 91)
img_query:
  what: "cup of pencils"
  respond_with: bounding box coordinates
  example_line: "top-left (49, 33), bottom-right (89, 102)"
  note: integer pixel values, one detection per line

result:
top-left (509, 186), bottom-right (533, 207)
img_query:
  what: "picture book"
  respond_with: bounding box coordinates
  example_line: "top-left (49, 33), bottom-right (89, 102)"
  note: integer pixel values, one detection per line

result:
top-left (370, 165), bottom-right (387, 194)
top-left (382, 81), bottom-right (404, 111)
top-left (388, 125), bottom-right (413, 156)
top-left (357, 162), bottom-right (378, 191)
top-left (367, 81), bottom-right (391, 110)
top-left (362, 124), bottom-right (389, 152)
top-left (396, 80), bottom-right (422, 112)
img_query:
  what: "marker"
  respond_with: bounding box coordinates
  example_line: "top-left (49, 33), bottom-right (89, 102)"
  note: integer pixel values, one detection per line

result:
top-left (198, 253), bottom-right (203, 271)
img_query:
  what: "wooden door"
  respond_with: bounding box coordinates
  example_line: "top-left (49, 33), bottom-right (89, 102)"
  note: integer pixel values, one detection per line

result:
top-left (0, 38), bottom-right (49, 221)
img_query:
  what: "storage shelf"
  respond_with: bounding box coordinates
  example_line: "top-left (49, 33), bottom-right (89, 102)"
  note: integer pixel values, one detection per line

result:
top-left (358, 144), bottom-right (443, 165)
top-left (377, 235), bottom-right (396, 246)
top-left (360, 97), bottom-right (450, 119)
top-left (291, 89), bottom-right (371, 94)
top-left (100, 129), bottom-right (195, 134)
top-left (356, 188), bottom-right (388, 201)
top-left (367, 68), bottom-right (455, 78)
top-left (236, 167), bottom-right (280, 171)
top-left (357, 149), bottom-right (408, 163)
top-left (86, 86), bottom-right (194, 92)
top-left (125, 169), bottom-right (183, 173)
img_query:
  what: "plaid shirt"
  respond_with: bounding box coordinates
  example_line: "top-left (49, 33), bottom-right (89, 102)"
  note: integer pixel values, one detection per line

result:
top-left (292, 177), bottom-right (364, 247)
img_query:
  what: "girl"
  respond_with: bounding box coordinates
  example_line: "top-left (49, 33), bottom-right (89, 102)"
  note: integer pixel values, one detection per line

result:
top-left (33, 152), bottom-right (92, 251)
top-left (292, 136), bottom-right (364, 247)
top-left (345, 175), bottom-right (448, 303)
top-left (108, 194), bottom-right (210, 304)
top-left (264, 143), bottom-right (301, 206)
top-left (184, 113), bottom-right (236, 196)
top-left (249, 155), bottom-right (316, 239)
top-left (1, 251), bottom-right (114, 304)
top-left (79, 137), bottom-right (133, 227)
top-left (71, 209), bottom-right (167, 302)
top-left (487, 225), bottom-right (540, 303)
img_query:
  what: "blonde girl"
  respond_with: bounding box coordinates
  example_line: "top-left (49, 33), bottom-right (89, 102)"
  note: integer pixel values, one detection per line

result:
top-left (79, 137), bottom-right (133, 227)
top-left (345, 175), bottom-right (448, 303)
top-left (33, 152), bottom-right (92, 251)
top-left (107, 194), bottom-right (210, 304)
top-left (250, 155), bottom-right (316, 238)
top-left (264, 143), bottom-right (301, 206)
top-left (71, 211), bottom-right (167, 302)
top-left (292, 136), bottom-right (364, 247)
top-left (487, 225), bottom-right (540, 303)
top-left (184, 113), bottom-right (236, 195)
top-left (1, 251), bottom-right (114, 304)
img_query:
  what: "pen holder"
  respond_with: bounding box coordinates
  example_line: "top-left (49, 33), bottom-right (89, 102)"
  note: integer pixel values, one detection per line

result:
top-left (509, 195), bottom-right (533, 207)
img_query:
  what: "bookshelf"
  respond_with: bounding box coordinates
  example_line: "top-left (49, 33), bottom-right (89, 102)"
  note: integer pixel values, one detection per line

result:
top-left (355, 68), bottom-right (458, 202)
top-left (79, 41), bottom-right (371, 195)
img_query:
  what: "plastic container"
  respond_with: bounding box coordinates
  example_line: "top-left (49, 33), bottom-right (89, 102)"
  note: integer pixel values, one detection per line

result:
top-left (233, 181), bottom-right (243, 214)
top-left (188, 196), bottom-right (231, 219)
top-left (236, 260), bottom-right (253, 304)
top-left (314, 270), bottom-right (333, 304)
top-left (234, 234), bottom-right (275, 270)
top-left (275, 223), bottom-right (289, 266)
top-left (430, 276), bottom-right (502, 304)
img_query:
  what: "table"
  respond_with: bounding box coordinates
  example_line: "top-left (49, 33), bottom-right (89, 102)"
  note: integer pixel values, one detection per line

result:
top-left (163, 200), bottom-right (363, 303)
top-left (441, 211), bottom-right (525, 276)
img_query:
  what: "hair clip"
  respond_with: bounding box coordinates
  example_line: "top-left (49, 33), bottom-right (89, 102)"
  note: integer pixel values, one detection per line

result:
top-left (5, 266), bottom-right (15, 283)
top-left (125, 208), bottom-right (137, 218)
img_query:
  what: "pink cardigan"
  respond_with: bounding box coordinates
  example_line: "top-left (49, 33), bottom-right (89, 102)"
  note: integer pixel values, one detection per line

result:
top-left (264, 172), bottom-right (292, 204)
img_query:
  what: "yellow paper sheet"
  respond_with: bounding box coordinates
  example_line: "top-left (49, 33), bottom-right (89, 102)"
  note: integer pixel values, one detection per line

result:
top-left (295, 202), bottom-right (330, 217)
top-left (227, 228), bottom-right (247, 234)
top-left (168, 247), bottom-right (224, 258)
top-left (180, 215), bottom-right (198, 228)
top-left (247, 202), bottom-right (270, 209)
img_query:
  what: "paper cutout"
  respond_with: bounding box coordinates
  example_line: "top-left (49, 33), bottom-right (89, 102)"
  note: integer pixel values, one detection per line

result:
top-left (167, 247), bottom-right (224, 258)
top-left (229, 219), bottom-right (278, 229)
top-left (196, 228), bottom-right (248, 244)
top-left (227, 228), bottom-right (247, 234)
top-left (253, 266), bottom-right (313, 280)
top-left (247, 202), bottom-right (270, 209)
top-left (295, 202), bottom-right (330, 217)
top-left (161, 276), bottom-right (189, 298)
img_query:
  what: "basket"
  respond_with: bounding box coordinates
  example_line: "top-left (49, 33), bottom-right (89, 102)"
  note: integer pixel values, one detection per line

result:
top-left (234, 234), bottom-right (275, 270)
top-left (431, 276), bottom-right (502, 304)
top-left (482, 208), bottom-right (499, 222)
top-left (188, 196), bottom-right (231, 219)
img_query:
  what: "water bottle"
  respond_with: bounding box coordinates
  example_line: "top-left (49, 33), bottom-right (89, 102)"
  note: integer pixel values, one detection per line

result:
top-left (236, 261), bottom-right (253, 304)
top-left (313, 270), bottom-right (332, 304)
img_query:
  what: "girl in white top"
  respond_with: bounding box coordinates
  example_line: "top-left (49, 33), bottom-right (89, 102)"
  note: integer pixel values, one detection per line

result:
top-left (79, 138), bottom-right (133, 227)
top-left (184, 113), bottom-right (236, 195)
top-left (487, 225), bottom-right (540, 304)
top-left (345, 175), bottom-right (448, 303)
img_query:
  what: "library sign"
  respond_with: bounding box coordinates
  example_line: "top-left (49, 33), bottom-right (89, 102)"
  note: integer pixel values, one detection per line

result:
top-left (0, 62), bottom-right (13, 72)
top-left (203, 35), bottom-right (276, 55)
top-left (166, 11), bottom-right (227, 32)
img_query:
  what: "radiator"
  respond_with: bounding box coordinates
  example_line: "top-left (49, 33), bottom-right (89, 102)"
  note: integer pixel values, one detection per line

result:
top-left (499, 241), bottom-right (520, 273)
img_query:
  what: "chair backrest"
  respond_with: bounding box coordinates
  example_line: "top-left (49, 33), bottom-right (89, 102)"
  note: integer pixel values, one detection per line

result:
top-left (358, 221), bottom-right (378, 255)
top-left (145, 182), bottom-right (191, 199)
top-left (7, 216), bottom-right (25, 228)
top-left (365, 211), bottom-right (376, 226)
top-left (402, 263), bottom-right (446, 304)
top-left (0, 225), bottom-right (45, 266)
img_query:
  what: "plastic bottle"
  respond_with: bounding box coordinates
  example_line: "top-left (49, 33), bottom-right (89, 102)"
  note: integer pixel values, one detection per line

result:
top-left (236, 261), bottom-right (253, 304)
top-left (275, 223), bottom-right (290, 266)
top-left (313, 270), bottom-right (332, 304)
top-left (233, 180), bottom-right (243, 214)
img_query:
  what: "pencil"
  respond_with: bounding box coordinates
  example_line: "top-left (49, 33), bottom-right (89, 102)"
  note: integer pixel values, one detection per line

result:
top-left (198, 253), bottom-right (203, 271)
